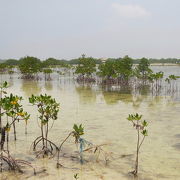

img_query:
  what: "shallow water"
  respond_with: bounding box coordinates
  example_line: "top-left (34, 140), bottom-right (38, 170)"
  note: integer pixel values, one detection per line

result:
top-left (0, 66), bottom-right (180, 180)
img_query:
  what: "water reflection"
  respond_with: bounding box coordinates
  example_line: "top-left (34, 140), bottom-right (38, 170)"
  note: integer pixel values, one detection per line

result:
top-left (136, 84), bottom-right (151, 95)
top-left (21, 80), bottom-right (42, 97)
top-left (148, 96), bottom-right (164, 107)
top-left (132, 95), bottom-right (145, 109)
top-left (102, 86), bottom-right (133, 105)
top-left (75, 85), bottom-right (96, 104)
top-left (44, 81), bottom-right (53, 91)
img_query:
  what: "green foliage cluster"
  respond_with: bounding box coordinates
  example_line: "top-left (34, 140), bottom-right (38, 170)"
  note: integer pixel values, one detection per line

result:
top-left (72, 124), bottom-right (84, 143)
top-left (1, 94), bottom-right (29, 122)
top-left (29, 94), bottom-right (59, 125)
top-left (1, 56), bottom-right (180, 67)
top-left (127, 113), bottom-right (148, 136)
top-left (148, 71), bottom-right (164, 82)
top-left (98, 61), bottom-right (117, 78)
top-left (98, 56), bottom-right (133, 80)
top-left (43, 68), bottom-right (53, 74)
top-left (0, 63), bottom-right (8, 73)
top-left (75, 55), bottom-right (96, 77)
top-left (19, 56), bottom-right (42, 75)
top-left (165, 74), bottom-right (180, 83)
top-left (136, 58), bottom-right (152, 78)
top-left (29, 94), bottom-right (59, 156)
top-left (0, 81), bottom-right (8, 94)
top-left (4, 59), bottom-right (19, 66)
top-left (148, 58), bottom-right (180, 64)
top-left (42, 58), bottom-right (70, 68)
top-left (0, 82), bottom-right (30, 140)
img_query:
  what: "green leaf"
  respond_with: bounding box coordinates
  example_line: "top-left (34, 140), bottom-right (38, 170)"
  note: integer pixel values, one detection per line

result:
top-left (142, 120), bottom-right (148, 127)
top-left (142, 129), bottom-right (148, 136)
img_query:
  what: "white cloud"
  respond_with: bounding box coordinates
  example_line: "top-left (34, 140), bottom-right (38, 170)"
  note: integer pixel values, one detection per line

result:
top-left (112, 3), bottom-right (150, 18)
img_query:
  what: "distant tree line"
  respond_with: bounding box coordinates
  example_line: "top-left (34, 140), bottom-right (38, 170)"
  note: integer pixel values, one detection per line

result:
top-left (1, 56), bottom-right (180, 66)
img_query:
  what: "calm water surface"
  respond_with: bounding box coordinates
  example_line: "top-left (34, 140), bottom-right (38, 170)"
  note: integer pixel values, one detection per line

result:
top-left (0, 66), bottom-right (180, 180)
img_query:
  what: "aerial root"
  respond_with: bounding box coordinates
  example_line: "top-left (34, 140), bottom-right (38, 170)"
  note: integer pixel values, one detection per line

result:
top-left (31, 136), bottom-right (58, 158)
top-left (0, 150), bottom-right (36, 174)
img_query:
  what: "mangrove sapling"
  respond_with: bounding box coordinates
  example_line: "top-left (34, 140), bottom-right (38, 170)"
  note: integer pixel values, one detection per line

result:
top-left (74, 173), bottom-right (79, 179)
top-left (1, 94), bottom-right (30, 141)
top-left (57, 124), bottom-right (110, 166)
top-left (148, 72), bottom-right (164, 95)
top-left (165, 75), bottom-right (180, 94)
top-left (29, 94), bottom-right (59, 157)
top-left (57, 124), bottom-right (91, 168)
top-left (127, 113), bottom-right (148, 177)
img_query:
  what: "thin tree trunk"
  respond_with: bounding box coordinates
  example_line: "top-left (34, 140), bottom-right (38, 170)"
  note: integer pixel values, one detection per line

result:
top-left (13, 121), bottom-right (16, 141)
top-left (135, 124), bottom-right (140, 175)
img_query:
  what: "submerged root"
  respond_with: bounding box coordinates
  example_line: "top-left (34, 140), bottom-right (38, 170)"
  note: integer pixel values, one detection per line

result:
top-left (83, 144), bottom-right (113, 165)
top-left (76, 76), bottom-right (96, 83)
top-left (0, 150), bottom-right (36, 174)
top-left (128, 170), bottom-right (138, 177)
top-left (31, 136), bottom-right (58, 158)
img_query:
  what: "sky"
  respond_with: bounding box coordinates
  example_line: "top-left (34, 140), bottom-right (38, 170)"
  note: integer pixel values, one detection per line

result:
top-left (0, 0), bottom-right (180, 60)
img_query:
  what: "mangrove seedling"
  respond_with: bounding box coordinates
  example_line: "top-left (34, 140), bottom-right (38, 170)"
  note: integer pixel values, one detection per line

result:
top-left (74, 173), bottom-right (79, 179)
top-left (72, 124), bottom-right (84, 144)
top-left (1, 94), bottom-right (30, 140)
top-left (72, 124), bottom-right (91, 164)
top-left (127, 113), bottom-right (148, 176)
top-left (57, 124), bottom-right (91, 168)
top-left (29, 94), bottom-right (59, 157)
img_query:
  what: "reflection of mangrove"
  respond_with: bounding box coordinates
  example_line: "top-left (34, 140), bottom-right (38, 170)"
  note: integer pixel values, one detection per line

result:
top-left (102, 87), bottom-right (133, 105)
top-left (76, 75), bottom-right (96, 83)
top-left (134, 84), bottom-right (151, 96)
top-left (8, 68), bottom-right (15, 79)
top-left (99, 76), bottom-right (167, 97)
top-left (102, 88), bottom-right (166, 108)
top-left (43, 68), bottom-right (53, 81)
top-left (102, 86), bottom-right (156, 107)
top-left (147, 96), bottom-right (164, 107)
top-left (20, 73), bottom-right (42, 80)
top-left (21, 80), bottom-right (42, 97)
top-left (75, 85), bottom-right (96, 104)
top-left (164, 76), bottom-right (180, 96)
top-left (44, 81), bottom-right (53, 91)
top-left (132, 77), bottom-right (179, 97)
top-left (132, 95), bottom-right (149, 109)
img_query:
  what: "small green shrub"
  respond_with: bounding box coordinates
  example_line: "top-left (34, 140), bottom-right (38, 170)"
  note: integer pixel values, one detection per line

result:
top-left (127, 113), bottom-right (148, 176)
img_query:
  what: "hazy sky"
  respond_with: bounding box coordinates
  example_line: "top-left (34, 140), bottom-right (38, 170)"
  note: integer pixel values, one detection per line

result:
top-left (0, 0), bottom-right (180, 60)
